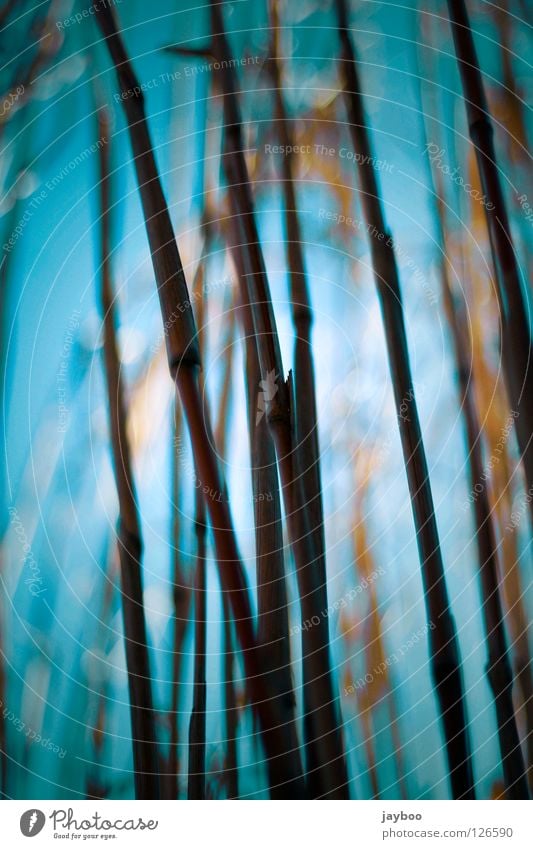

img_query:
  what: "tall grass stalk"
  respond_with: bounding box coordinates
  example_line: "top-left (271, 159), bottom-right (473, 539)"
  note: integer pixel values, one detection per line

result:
top-left (446, 0), bottom-right (533, 519)
top-left (97, 108), bottom-right (160, 799)
top-left (95, 5), bottom-right (304, 797)
top-left (209, 0), bottom-right (347, 797)
top-left (336, 0), bottom-right (474, 798)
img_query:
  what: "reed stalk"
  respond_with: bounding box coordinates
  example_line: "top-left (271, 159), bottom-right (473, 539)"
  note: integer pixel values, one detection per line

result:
top-left (336, 0), bottom-right (474, 798)
top-left (221, 594), bottom-right (238, 798)
top-left (426, 116), bottom-right (529, 795)
top-left (188, 486), bottom-right (207, 799)
top-left (446, 0), bottom-right (533, 521)
top-left (439, 242), bottom-right (529, 798)
top-left (421, 17), bottom-right (533, 787)
top-left (167, 401), bottom-right (190, 799)
top-left (95, 4), bottom-right (303, 797)
top-left (227, 221), bottom-right (301, 768)
top-left (209, 0), bottom-right (347, 798)
top-left (415, 38), bottom-right (529, 795)
top-left (267, 2), bottom-right (333, 794)
top-left (97, 108), bottom-right (160, 799)
top-left (187, 246), bottom-right (210, 800)
top-left (214, 300), bottom-right (239, 798)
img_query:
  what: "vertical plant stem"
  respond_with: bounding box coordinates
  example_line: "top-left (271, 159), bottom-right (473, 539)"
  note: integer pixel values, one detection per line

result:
top-left (221, 593), bottom-right (238, 798)
top-left (210, 0), bottom-right (347, 798)
top-left (187, 248), bottom-right (210, 800)
top-left (440, 254), bottom-right (529, 798)
top-left (95, 5), bottom-right (303, 797)
top-left (188, 486), bottom-right (207, 799)
top-left (167, 401), bottom-right (190, 799)
top-left (420, 17), bottom-right (533, 790)
top-left (267, 2), bottom-right (332, 794)
top-left (428, 131), bottom-right (529, 794)
top-left (97, 108), bottom-right (160, 799)
top-left (336, 0), bottom-right (475, 798)
top-left (214, 304), bottom-right (239, 798)
top-left (446, 0), bottom-right (533, 519)
top-left (227, 220), bottom-right (301, 777)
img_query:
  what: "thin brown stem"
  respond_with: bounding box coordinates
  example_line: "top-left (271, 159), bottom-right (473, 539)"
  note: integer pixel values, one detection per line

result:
top-left (336, 0), bottom-right (474, 798)
top-left (440, 251), bottom-right (529, 798)
top-left (446, 0), bottom-right (533, 521)
top-left (228, 225), bottom-right (301, 769)
top-left (166, 402), bottom-right (190, 799)
top-left (214, 307), bottom-right (239, 798)
top-left (221, 594), bottom-right (238, 798)
top-left (95, 4), bottom-right (303, 798)
top-left (188, 486), bottom-right (207, 799)
top-left (210, 0), bottom-right (347, 798)
top-left (267, 3), bottom-right (333, 794)
top-left (97, 108), bottom-right (160, 799)
top-left (427, 108), bottom-right (529, 795)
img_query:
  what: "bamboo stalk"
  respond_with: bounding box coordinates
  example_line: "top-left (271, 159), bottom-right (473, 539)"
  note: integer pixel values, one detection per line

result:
top-left (97, 108), bottom-right (160, 799)
top-left (210, 0), bottom-right (347, 798)
top-left (95, 4), bottom-right (304, 798)
top-left (336, 0), bottom-right (475, 798)
top-left (446, 0), bottom-right (533, 521)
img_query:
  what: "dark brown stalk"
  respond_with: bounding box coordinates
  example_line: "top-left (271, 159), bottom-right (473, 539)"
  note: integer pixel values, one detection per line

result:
top-left (95, 4), bottom-right (303, 798)
top-left (446, 0), bottom-right (533, 522)
top-left (425, 93), bottom-right (529, 794)
top-left (187, 250), bottom-right (210, 800)
top-left (188, 486), bottom-right (207, 799)
top-left (419, 17), bottom-right (533, 792)
top-left (227, 222), bottom-right (301, 769)
top-left (214, 305), bottom-right (239, 798)
top-left (210, 0), bottom-right (347, 798)
top-left (336, 0), bottom-right (474, 798)
top-left (167, 401), bottom-right (190, 799)
top-left (439, 239), bottom-right (529, 798)
top-left (86, 541), bottom-right (117, 800)
top-left (97, 108), bottom-right (160, 799)
top-left (267, 2), bottom-right (332, 794)
top-left (221, 593), bottom-right (238, 798)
